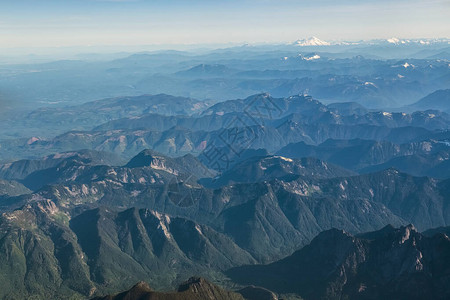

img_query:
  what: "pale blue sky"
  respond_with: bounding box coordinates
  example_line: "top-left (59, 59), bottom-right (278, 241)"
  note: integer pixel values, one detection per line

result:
top-left (0, 0), bottom-right (449, 48)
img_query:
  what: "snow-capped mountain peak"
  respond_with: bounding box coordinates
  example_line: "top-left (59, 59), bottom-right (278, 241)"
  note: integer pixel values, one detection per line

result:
top-left (387, 37), bottom-right (402, 44)
top-left (294, 36), bottom-right (330, 46)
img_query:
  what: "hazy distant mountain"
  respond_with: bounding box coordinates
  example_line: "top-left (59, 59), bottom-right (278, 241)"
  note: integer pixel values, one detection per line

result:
top-left (360, 152), bottom-right (450, 179)
top-left (200, 93), bottom-right (327, 118)
top-left (1, 90), bottom-right (447, 174)
top-left (92, 111), bottom-right (245, 132)
top-left (327, 102), bottom-right (369, 116)
top-left (19, 149), bottom-right (214, 191)
top-left (2, 44), bottom-right (449, 118)
top-left (0, 149), bottom-right (124, 181)
top-left (200, 155), bottom-right (354, 188)
top-left (175, 64), bottom-right (238, 78)
top-left (277, 138), bottom-right (450, 174)
top-left (6, 125), bottom-right (432, 163)
top-left (0, 94), bottom-right (212, 141)
top-left (407, 89), bottom-right (450, 112)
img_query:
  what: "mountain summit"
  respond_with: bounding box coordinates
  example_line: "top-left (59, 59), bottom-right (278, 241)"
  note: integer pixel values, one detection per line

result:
top-left (293, 36), bottom-right (330, 46)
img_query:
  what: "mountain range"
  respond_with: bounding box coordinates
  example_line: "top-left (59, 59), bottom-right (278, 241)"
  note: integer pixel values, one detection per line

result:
top-left (1, 40), bottom-right (450, 299)
top-left (1, 93), bottom-right (449, 164)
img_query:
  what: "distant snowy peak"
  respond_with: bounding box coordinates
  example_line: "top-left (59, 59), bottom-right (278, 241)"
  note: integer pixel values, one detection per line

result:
top-left (386, 37), bottom-right (448, 45)
top-left (386, 37), bottom-right (418, 45)
top-left (387, 37), bottom-right (406, 44)
top-left (290, 37), bottom-right (448, 47)
top-left (294, 37), bottom-right (330, 46)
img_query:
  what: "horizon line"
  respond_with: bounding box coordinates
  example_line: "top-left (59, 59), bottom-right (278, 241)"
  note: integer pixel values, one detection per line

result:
top-left (1, 36), bottom-right (449, 51)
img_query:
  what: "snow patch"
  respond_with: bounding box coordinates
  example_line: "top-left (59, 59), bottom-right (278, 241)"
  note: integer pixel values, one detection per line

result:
top-left (402, 62), bottom-right (414, 68)
top-left (195, 224), bottom-right (203, 235)
top-left (364, 82), bottom-right (377, 87)
top-left (131, 190), bottom-right (141, 197)
top-left (275, 156), bottom-right (293, 162)
top-left (151, 211), bottom-right (173, 240)
top-left (303, 54), bottom-right (321, 61)
top-left (27, 137), bottom-right (40, 145)
top-left (422, 142), bottom-right (432, 152)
